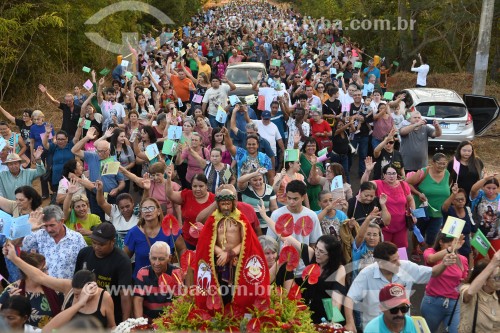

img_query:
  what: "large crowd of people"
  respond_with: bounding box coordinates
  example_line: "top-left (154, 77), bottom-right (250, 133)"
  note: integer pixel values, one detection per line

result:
top-left (0, 1), bottom-right (498, 332)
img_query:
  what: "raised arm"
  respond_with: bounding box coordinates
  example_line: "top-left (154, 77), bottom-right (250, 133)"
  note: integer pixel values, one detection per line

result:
top-left (38, 84), bottom-right (60, 107)
top-left (470, 172), bottom-right (497, 200)
top-left (463, 250), bottom-right (500, 303)
top-left (237, 169), bottom-right (264, 191)
top-left (361, 156), bottom-right (375, 183)
top-left (80, 92), bottom-right (96, 117)
top-left (221, 126), bottom-right (236, 156)
top-left (4, 241), bottom-right (71, 294)
top-left (165, 165), bottom-right (183, 205)
top-left (95, 180), bottom-right (112, 216)
top-left (442, 183), bottom-right (458, 213)
top-left (0, 104), bottom-right (15, 123)
top-left (71, 127), bottom-right (96, 159)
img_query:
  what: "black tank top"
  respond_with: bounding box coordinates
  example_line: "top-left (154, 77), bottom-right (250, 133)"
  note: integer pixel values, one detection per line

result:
top-left (71, 290), bottom-right (108, 328)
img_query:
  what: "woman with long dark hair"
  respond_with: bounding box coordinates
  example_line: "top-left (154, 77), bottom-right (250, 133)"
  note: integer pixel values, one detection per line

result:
top-left (447, 141), bottom-right (483, 200)
top-left (421, 233), bottom-right (468, 333)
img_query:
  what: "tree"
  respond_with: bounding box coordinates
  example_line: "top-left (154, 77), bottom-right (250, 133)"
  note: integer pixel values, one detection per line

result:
top-left (0, 3), bottom-right (63, 102)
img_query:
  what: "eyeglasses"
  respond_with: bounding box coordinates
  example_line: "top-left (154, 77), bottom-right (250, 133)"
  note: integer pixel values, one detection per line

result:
top-left (385, 172), bottom-right (398, 176)
top-left (295, 76), bottom-right (300, 78)
top-left (56, 137), bottom-right (68, 141)
top-left (317, 86), bottom-right (324, 89)
top-left (71, 194), bottom-right (87, 202)
top-left (387, 141), bottom-right (395, 144)
top-left (141, 206), bottom-right (156, 213)
top-left (96, 149), bottom-right (109, 154)
top-left (314, 247), bottom-right (328, 256)
top-left (269, 68), bottom-right (276, 71)
top-left (389, 304), bottom-right (410, 314)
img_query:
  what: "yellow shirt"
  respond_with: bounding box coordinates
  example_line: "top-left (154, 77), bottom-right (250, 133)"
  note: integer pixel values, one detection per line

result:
top-left (65, 214), bottom-right (102, 245)
top-left (196, 60), bottom-right (212, 78)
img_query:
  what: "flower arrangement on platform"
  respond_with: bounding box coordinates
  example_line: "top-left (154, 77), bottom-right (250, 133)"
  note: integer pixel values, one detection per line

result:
top-left (112, 317), bottom-right (154, 333)
top-left (154, 284), bottom-right (317, 332)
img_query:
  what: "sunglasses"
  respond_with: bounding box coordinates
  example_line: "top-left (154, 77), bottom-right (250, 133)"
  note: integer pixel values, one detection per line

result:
top-left (387, 141), bottom-right (395, 144)
top-left (389, 304), bottom-right (410, 314)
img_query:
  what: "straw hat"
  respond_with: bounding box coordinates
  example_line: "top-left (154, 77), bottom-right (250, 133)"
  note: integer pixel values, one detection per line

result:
top-left (2, 153), bottom-right (23, 165)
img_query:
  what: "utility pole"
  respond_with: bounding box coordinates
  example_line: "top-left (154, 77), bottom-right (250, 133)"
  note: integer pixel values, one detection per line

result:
top-left (472, 0), bottom-right (495, 95)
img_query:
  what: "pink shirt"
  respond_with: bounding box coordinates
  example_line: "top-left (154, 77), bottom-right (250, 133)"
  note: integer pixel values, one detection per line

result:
top-left (181, 147), bottom-right (210, 184)
top-left (423, 248), bottom-right (468, 299)
top-left (373, 180), bottom-right (409, 233)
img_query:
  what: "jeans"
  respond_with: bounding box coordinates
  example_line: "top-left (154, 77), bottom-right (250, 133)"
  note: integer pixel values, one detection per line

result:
top-left (371, 137), bottom-right (382, 150)
top-left (416, 216), bottom-right (443, 246)
top-left (349, 135), bottom-right (369, 177)
top-left (421, 294), bottom-right (460, 333)
top-left (208, 114), bottom-right (219, 129)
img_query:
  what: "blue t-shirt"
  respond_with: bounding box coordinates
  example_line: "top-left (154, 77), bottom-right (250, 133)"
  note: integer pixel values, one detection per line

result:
top-left (49, 142), bottom-right (75, 185)
top-left (29, 123), bottom-right (54, 149)
top-left (83, 151), bottom-right (124, 192)
top-left (271, 111), bottom-right (286, 140)
top-left (363, 67), bottom-right (381, 84)
top-left (351, 240), bottom-right (375, 278)
top-left (232, 130), bottom-right (275, 158)
top-left (363, 314), bottom-right (417, 333)
top-left (125, 226), bottom-right (180, 277)
top-left (233, 147), bottom-right (272, 178)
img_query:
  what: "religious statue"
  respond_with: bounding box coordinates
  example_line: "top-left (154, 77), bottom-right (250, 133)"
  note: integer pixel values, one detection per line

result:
top-left (195, 189), bottom-right (270, 311)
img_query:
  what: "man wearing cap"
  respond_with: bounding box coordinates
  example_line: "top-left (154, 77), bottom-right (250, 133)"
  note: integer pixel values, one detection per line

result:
top-left (363, 283), bottom-right (418, 333)
top-left (74, 223), bottom-right (132, 323)
top-left (0, 149), bottom-right (45, 200)
top-left (344, 242), bottom-right (457, 332)
top-left (253, 110), bottom-right (284, 167)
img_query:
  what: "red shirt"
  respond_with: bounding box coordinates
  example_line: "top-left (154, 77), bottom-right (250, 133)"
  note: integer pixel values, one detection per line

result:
top-left (181, 189), bottom-right (215, 246)
top-left (237, 202), bottom-right (259, 234)
top-left (310, 119), bottom-right (332, 147)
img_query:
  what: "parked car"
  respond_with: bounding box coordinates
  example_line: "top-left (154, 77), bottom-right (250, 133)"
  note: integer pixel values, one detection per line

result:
top-left (225, 62), bottom-right (267, 103)
top-left (403, 88), bottom-right (499, 147)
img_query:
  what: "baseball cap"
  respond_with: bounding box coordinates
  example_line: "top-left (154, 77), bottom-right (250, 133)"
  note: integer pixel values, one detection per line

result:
top-left (261, 110), bottom-right (271, 119)
top-left (379, 283), bottom-right (410, 310)
top-left (89, 223), bottom-right (116, 243)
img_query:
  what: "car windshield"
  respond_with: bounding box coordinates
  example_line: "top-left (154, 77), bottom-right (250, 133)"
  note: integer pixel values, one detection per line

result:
top-left (225, 68), bottom-right (263, 84)
top-left (416, 103), bottom-right (466, 118)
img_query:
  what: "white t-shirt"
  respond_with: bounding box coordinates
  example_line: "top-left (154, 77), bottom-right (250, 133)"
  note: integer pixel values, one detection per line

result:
top-left (110, 204), bottom-right (139, 236)
top-left (202, 84), bottom-right (231, 116)
top-left (253, 120), bottom-right (282, 155)
top-left (99, 101), bottom-right (126, 130)
top-left (411, 64), bottom-right (430, 86)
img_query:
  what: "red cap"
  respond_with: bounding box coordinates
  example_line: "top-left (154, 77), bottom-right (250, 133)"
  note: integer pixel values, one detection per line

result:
top-left (379, 283), bottom-right (410, 309)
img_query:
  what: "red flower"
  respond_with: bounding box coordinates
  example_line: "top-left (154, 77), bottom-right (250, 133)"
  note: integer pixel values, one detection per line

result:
top-left (189, 221), bottom-right (204, 238)
top-left (252, 297), bottom-right (270, 311)
top-left (302, 263), bottom-right (321, 284)
top-left (278, 245), bottom-right (300, 271)
top-left (275, 213), bottom-right (295, 237)
top-left (226, 326), bottom-right (240, 332)
top-left (296, 302), bottom-right (308, 311)
top-left (206, 286), bottom-right (222, 310)
top-left (187, 308), bottom-right (212, 322)
top-left (224, 303), bottom-right (244, 320)
top-left (246, 318), bottom-right (261, 333)
top-left (180, 250), bottom-right (196, 274)
top-left (287, 284), bottom-right (302, 301)
top-left (281, 322), bottom-right (292, 330)
top-left (161, 214), bottom-right (180, 236)
top-left (158, 273), bottom-right (174, 288)
top-left (294, 216), bottom-right (314, 236)
top-left (260, 316), bottom-right (278, 328)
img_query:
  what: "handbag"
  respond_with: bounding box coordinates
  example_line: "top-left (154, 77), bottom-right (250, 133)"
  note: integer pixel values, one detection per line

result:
top-left (319, 138), bottom-right (333, 152)
top-left (400, 181), bottom-right (414, 230)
